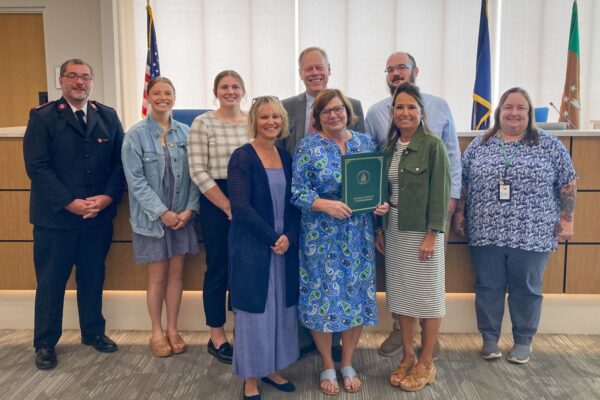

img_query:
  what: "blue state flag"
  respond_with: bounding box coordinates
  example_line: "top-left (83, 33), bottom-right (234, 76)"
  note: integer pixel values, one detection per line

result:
top-left (472, 0), bottom-right (492, 130)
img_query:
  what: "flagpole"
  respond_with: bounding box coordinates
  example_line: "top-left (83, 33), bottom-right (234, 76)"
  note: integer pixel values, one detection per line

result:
top-left (471, 0), bottom-right (492, 131)
top-left (559, 0), bottom-right (580, 129)
top-left (141, 2), bottom-right (161, 118)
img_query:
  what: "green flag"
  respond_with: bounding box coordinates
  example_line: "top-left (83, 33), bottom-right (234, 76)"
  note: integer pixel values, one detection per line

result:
top-left (559, 0), bottom-right (580, 129)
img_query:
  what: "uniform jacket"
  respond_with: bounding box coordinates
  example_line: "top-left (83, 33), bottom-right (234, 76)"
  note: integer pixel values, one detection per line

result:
top-left (23, 97), bottom-right (125, 229)
top-left (122, 115), bottom-right (199, 238)
top-left (227, 143), bottom-right (300, 313)
top-left (278, 92), bottom-right (365, 154)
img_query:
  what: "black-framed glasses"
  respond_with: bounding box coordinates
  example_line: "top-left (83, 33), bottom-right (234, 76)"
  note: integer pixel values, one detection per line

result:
top-left (385, 64), bottom-right (414, 74)
top-left (62, 72), bottom-right (93, 83)
top-left (320, 105), bottom-right (346, 118)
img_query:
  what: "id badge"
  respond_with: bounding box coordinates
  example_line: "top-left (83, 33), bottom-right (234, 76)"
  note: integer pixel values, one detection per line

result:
top-left (498, 180), bottom-right (511, 202)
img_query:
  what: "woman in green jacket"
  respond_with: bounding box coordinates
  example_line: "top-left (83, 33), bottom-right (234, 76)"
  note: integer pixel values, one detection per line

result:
top-left (376, 82), bottom-right (450, 392)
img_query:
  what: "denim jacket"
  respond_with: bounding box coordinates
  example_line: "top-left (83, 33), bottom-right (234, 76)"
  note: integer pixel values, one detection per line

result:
top-left (122, 115), bottom-right (199, 237)
top-left (384, 126), bottom-right (450, 232)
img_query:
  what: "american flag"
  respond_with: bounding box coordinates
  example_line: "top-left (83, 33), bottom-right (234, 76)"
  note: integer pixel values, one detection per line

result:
top-left (141, 3), bottom-right (160, 118)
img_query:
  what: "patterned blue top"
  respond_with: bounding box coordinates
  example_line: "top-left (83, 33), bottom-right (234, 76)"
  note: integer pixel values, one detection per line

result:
top-left (291, 131), bottom-right (378, 332)
top-left (462, 130), bottom-right (576, 252)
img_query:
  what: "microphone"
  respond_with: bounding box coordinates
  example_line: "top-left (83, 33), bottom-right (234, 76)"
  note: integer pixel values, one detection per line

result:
top-left (549, 102), bottom-right (577, 129)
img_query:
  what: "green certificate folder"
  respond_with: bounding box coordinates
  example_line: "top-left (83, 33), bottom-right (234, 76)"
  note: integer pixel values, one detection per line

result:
top-left (341, 152), bottom-right (387, 213)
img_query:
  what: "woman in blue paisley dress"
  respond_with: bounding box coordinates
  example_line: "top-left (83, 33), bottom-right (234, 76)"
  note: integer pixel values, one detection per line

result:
top-left (454, 87), bottom-right (577, 365)
top-left (291, 89), bottom-right (388, 395)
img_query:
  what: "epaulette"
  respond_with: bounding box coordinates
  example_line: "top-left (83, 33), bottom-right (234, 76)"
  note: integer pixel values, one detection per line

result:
top-left (90, 100), bottom-right (115, 111)
top-left (32, 101), bottom-right (54, 110)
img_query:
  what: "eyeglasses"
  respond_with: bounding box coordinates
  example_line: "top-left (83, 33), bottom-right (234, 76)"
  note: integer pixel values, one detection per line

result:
top-left (385, 64), bottom-right (414, 74)
top-left (62, 73), bottom-right (93, 83)
top-left (501, 104), bottom-right (529, 112)
top-left (320, 105), bottom-right (346, 118)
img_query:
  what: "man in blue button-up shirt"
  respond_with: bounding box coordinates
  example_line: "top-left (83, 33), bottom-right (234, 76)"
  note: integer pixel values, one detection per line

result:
top-left (365, 51), bottom-right (461, 359)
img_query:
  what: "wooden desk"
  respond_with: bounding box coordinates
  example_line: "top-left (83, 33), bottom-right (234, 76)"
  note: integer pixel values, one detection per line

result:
top-left (2, 128), bottom-right (600, 293)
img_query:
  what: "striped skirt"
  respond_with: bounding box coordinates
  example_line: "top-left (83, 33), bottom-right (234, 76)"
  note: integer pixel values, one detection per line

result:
top-left (384, 208), bottom-right (446, 318)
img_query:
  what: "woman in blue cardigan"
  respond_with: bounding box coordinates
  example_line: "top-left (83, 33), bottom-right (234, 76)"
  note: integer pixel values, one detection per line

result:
top-left (227, 96), bottom-right (300, 399)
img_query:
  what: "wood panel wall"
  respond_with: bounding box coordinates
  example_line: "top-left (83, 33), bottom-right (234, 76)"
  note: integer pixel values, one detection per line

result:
top-left (0, 14), bottom-right (47, 128)
top-left (1, 135), bottom-right (599, 293)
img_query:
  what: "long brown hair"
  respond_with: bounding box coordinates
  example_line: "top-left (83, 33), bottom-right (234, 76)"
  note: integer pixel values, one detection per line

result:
top-left (481, 87), bottom-right (539, 146)
top-left (385, 82), bottom-right (428, 153)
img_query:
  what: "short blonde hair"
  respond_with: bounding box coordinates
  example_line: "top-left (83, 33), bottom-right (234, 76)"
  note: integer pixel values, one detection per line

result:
top-left (247, 96), bottom-right (290, 140)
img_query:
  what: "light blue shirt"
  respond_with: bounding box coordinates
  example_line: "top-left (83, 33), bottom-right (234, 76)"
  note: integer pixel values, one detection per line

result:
top-left (365, 93), bottom-right (462, 199)
top-left (304, 93), bottom-right (315, 137)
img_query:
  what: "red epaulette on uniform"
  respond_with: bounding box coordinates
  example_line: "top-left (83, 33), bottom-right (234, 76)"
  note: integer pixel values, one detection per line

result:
top-left (33, 102), bottom-right (52, 110)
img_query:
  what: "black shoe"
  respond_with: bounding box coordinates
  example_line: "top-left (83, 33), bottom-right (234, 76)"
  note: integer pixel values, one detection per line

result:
top-left (299, 343), bottom-right (317, 358)
top-left (260, 377), bottom-right (295, 392)
top-left (243, 382), bottom-right (261, 399)
top-left (207, 339), bottom-right (233, 364)
top-left (332, 345), bottom-right (342, 363)
top-left (81, 334), bottom-right (118, 353)
top-left (35, 347), bottom-right (57, 370)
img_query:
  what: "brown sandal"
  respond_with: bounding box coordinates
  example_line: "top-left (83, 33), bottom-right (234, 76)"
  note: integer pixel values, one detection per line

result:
top-left (167, 334), bottom-right (187, 354)
top-left (390, 357), bottom-right (416, 387)
top-left (400, 362), bottom-right (436, 392)
top-left (149, 336), bottom-right (172, 357)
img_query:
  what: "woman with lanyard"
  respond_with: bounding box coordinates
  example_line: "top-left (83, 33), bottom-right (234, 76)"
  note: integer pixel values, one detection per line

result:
top-left (454, 87), bottom-right (577, 364)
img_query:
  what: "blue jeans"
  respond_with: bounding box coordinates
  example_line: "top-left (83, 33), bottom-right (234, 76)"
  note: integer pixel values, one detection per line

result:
top-left (469, 245), bottom-right (549, 346)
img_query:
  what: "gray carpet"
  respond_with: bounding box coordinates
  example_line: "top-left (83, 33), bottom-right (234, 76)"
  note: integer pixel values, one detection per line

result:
top-left (1, 330), bottom-right (599, 400)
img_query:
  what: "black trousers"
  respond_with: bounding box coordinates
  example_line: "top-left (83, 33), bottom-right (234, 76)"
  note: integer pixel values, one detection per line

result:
top-left (199, 180), bottom-right (230, 328)
top-left (33, 223), bottom-right (113, 350)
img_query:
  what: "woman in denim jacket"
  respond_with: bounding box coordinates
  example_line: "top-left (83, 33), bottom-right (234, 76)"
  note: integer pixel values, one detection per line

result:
top-left (122, 77), bottom-right (200, 357)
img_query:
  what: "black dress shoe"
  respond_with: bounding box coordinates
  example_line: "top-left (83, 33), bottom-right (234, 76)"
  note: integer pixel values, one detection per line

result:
top-left (81, 334), bottom-right (118, 353)
top-left (35, 347), bottom-right (57, 370)
top-left (207, 339), bottom-right (233, 364)
top-left (243, 382), bottom-right (261, 399)
top-left (261, 377), bottom-right (295, 392)
top-left (332, 345), bottom-right (342, 362)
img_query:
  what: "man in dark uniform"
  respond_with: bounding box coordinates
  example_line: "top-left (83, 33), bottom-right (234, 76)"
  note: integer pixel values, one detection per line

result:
top-left (23, 58), bottom-right (125, 370)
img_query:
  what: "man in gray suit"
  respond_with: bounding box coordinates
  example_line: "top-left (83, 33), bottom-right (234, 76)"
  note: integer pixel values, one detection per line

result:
top-left (280, 47), bottom-right (365, 361)
top-left (279, 47), bottom-right (365, 154)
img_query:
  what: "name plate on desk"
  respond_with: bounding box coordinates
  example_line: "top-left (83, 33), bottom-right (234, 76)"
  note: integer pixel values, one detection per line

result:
top-left (341, 152), bottom-right (387, 213)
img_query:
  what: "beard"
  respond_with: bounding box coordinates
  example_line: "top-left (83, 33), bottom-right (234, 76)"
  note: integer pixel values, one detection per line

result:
top-left (387, 71), bottom-right (416, 95)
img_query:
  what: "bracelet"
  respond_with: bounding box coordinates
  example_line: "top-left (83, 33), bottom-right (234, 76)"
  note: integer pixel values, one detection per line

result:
top-left (376, 229), bottom-right (384, 235)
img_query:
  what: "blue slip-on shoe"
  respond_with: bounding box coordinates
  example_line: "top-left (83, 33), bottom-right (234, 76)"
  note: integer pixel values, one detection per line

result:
top-left (260, 377), bottom-right (295, 392)
top-left (481, 341), bottom-right (502, 360)
top-left (507, 344), bottom-right (532, 364)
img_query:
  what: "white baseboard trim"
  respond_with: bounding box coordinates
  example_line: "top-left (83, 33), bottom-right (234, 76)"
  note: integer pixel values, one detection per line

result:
top-left (1, 290), bottom-right (599, 334)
